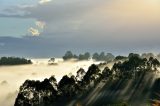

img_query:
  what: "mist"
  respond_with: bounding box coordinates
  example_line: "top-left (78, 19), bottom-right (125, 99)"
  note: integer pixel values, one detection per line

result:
top-left (0, 58), bottom-right (100, 106)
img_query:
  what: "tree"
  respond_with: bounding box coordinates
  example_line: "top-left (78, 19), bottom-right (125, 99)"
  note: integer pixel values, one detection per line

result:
top-left (63, 51), bottom-right (74, 60)
top-left (128, 53), bottom-right (140, 59)
top-left (49, 75), bottom-right (58, 90)
top-left (63, 51), bottom-right (90, 61)
top-left (92, 52), bottom-right (114, 61)
top-left (78, 54), bottom-right (84, 60)
top-left (15, 78), bottom-right (58, 106)
top-left (152, 58), bottom-right (160, 70)
top-left (115, 55), bottom-right (127, 61)
top-left (112, 54), bottom-right (147, 78)
top-left (105, 53), bottom-right (115, 61)
top-left (76, 68), bottom-right (86, 81)
top-left (112, 61), bottom-right (123, 78)
top-left (0, 57), bottom-right (32, 65)
top-left (92, 53), bottom-right (99, 61)
top-left (102, 67), bottom-right (112, 78)
top-left (58, 75), bottom-right (78, 97)
top-left (84, 52), bottom-right (90, 60)
top-left (99, 52), bottom-right (105, 60)
top-left (147, 57), bottom-right (160, 71)
top-left (83, 64), bottom-right (101, 85)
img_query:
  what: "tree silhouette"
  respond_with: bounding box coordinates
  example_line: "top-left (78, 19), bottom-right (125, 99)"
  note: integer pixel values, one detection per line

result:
top-left (15, 76), bottom-right (58, 106)
top-left (83, 64), bottom-right (101, 85)
top-left (102, 67), bottom-right (112, 79)
top-left (115, 55), bottom-right (127, 61)
top-left (0, 57), bottom-right (32, 65)
top-left (63, 51), bottom-right (75, 60)
top-left (58, 75), bottom-right (78, 97)
top-left (76, 68), bottom-right (86, 81)
top-left (78, 52), bottom-right (90, 60)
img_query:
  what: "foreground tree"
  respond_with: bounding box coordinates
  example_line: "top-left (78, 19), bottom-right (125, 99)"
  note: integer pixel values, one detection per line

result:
top-left (102, 67), bottom-right (112, 79)
top-left (82, 64), bottom-right (101, 86)
top-left (147, 57), bottom-right (160, 71)
top-left (15, 76), bottom-right (58, 106)
top-left (76, 68), bottom-right (86, 81)
top-left (58, 75), bottom-right (78, 97)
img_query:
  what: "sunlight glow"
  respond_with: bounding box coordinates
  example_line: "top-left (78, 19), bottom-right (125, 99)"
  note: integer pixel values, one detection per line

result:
top-left (90, 0), bottom-right (160, 28)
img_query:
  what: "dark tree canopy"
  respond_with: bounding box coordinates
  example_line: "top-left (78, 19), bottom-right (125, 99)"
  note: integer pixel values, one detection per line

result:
top-left (76, 68), bottom-right (86, 81)
top-left (115, 55), bottom-right (127, 61)
top-left (63, 51), bottom-right (75, 60)
top-left (78, 52), bottom-right (90, 60)
top-left (92, 52), bottom-right (115, 61)
top-left (15, 76), bottom-right (58, 106)
top-left (63, 51), bottom-right (90, 61)
top-left (62, 51), bottom-right (115, 61)
top-left (58, 75), bottom-right (76, 89)
top-left (83, 64), bottom-right (101, 84)
top-left (0, 57), bottom-right (32, 65)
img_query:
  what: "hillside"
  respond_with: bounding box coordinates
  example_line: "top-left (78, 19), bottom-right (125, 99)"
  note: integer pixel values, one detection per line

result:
top-left (69, 72), bottom-right (159, 106)
top-left (14, 54), bottom-right (160, 106)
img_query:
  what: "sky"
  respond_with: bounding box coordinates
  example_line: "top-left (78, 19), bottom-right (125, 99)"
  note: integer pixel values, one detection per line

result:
top-left (0, 0), bottom-right (160, 57)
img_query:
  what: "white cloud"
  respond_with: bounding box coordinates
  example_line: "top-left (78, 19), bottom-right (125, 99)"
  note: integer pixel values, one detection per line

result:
top-left (36, 21), bottom-right (46, 29)
top-left (27, 21), bottom-right (45, 36)
top-left (39, 0), bottom-right (52, 4)
top-left (28, 27), bottom-right (40, 36)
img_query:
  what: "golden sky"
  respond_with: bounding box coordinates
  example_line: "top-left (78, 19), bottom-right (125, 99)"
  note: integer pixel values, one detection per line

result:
top-left (87, 0), bottom-right (160, 29)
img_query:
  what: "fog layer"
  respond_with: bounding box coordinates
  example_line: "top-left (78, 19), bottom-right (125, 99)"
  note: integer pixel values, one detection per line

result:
top-left (0, 58), bottom-right (100, 106)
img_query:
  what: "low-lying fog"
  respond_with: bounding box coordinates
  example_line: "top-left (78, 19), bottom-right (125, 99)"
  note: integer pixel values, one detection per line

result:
top-left (0, 58), bottom-right (101, 106)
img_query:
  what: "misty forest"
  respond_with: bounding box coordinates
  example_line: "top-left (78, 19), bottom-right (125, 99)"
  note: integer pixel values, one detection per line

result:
top-left (1, 0), bottom-right (160, 106)
top-left (5, 52), bottom-right (158, 106)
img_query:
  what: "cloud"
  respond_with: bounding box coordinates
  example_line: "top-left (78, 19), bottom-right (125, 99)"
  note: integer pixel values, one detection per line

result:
top-left (39, 0), bottom-right (52, 4)
top-left (28, 27), bottom-right (40, 36)
top-left (0, 0), bottom-right (160, 54)
top-left (28, 21), bottom-right (46, 36)
top-left (9, 0), bottom-right (159, 37)
top-left (36, 21), bottom-right (46, 29)
top-left (1, 0), bottom-right (160, 32)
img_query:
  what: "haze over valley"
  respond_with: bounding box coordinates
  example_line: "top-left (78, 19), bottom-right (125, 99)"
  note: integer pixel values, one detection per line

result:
top-left (0, 58), bottom-right (101, 106)
top-left (0, 0), bottom-right (160, 105)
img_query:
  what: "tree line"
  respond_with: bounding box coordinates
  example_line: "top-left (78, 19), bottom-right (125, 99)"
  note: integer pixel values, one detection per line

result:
top-left (63, 51), bottom-right (160, 62)
top-left (0, 57), bottom-right (32, 65)
top-left (63, 51), bottom-right (115, 61)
